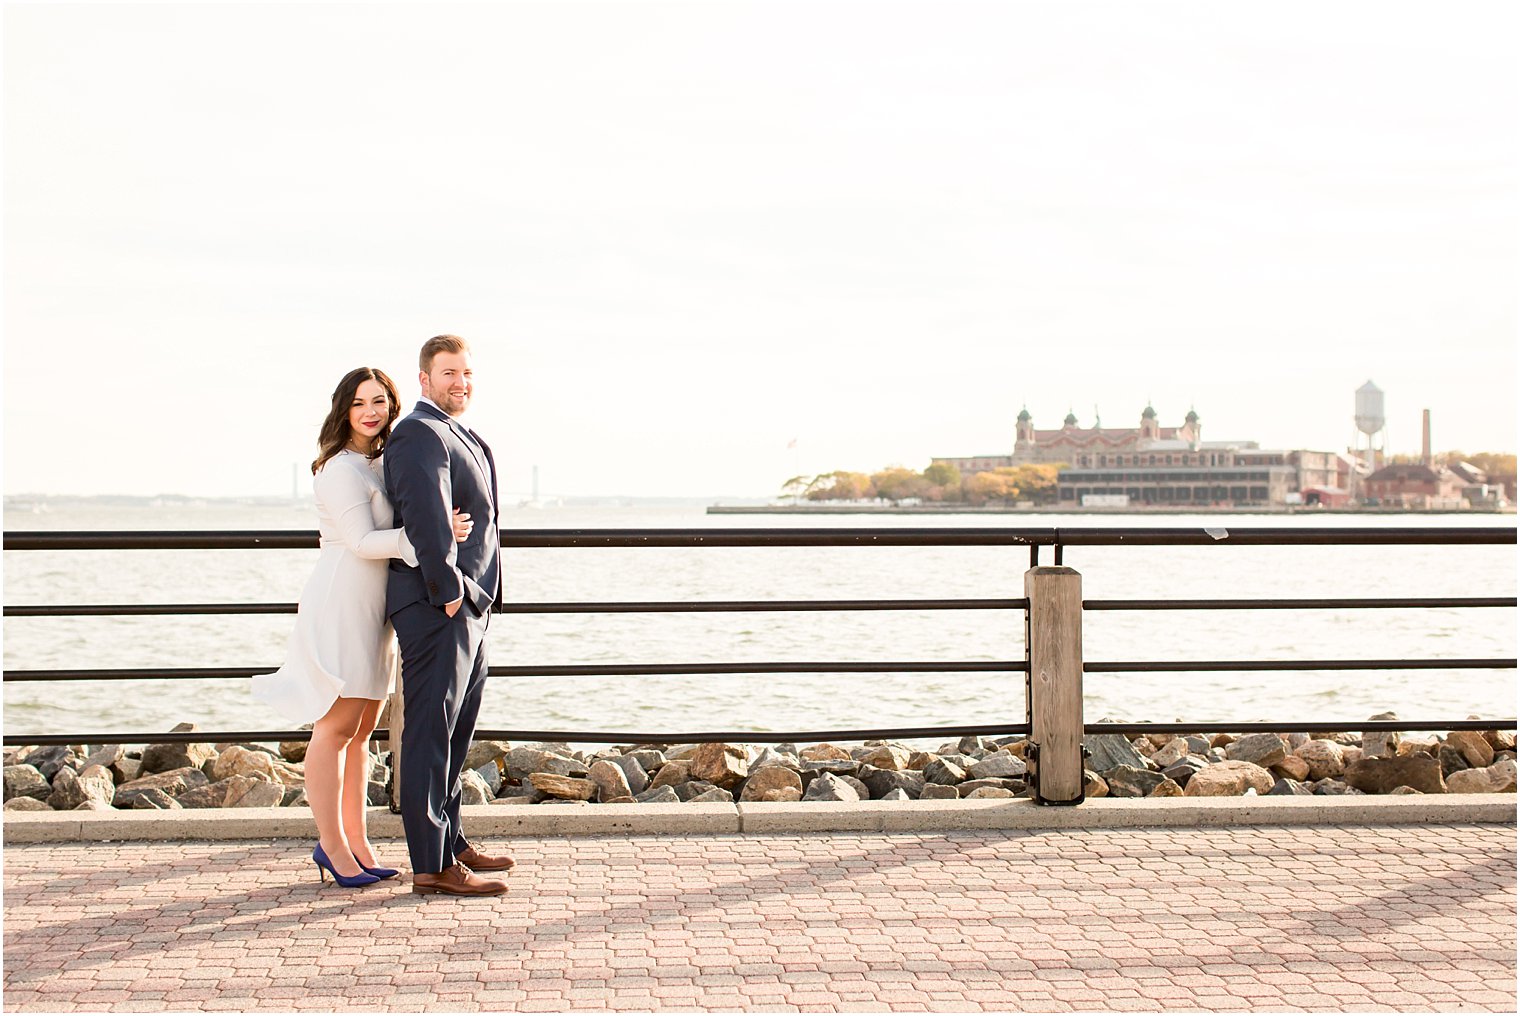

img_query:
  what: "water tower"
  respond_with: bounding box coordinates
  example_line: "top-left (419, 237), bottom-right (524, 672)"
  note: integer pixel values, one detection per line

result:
top-left (1353, 380), bottom-right (1386, 497)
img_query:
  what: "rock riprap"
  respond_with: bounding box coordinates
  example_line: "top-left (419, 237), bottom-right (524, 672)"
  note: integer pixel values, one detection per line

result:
top-left (3, 716), bottom-right (1512, 813)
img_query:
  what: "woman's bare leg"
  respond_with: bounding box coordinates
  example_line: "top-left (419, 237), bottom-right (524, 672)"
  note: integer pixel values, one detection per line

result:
top-left (307, 697), bottom-right (368, 877)
top-left (344, 699), bottom-right (385, 869)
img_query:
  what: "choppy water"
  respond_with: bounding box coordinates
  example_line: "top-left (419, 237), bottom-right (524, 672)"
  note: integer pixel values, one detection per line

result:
top-left (3, 503), bottom-right (1515, 741)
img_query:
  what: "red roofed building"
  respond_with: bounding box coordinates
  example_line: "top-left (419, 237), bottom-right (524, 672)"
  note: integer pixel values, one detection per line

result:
top-left (1364, 463), bottom-right (1470, 509)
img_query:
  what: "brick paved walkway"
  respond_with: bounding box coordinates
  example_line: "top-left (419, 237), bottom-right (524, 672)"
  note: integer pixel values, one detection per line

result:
top-left (3, 824), bottom-right (1514, 1012)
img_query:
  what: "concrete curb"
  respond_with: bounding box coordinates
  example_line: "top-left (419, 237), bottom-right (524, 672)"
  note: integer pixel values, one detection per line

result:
top-left (3, 795), bottom-right (1514, 843)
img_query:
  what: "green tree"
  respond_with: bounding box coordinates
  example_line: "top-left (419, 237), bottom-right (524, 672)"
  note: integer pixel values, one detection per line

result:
top-left (923, 462), bottom-right (961, 487)
top-left (871, 466), bottom-right (930, 504)
top-left (1007, 463), bottom-right (1063, 504)
top-left (805, 471), bottom-right (875, 501)
top-left (779, 475), bottom-right (810, 503)
top-left (964, 471), bottom-right (1019, 505)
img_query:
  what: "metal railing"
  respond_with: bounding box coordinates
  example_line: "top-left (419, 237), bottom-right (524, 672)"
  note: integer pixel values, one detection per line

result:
top-left (4, 526), bottom-right (1516, 756)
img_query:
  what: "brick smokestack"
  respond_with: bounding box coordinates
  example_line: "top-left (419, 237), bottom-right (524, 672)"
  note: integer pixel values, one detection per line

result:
top-left (1422, 409), bottom-right (1431, 467)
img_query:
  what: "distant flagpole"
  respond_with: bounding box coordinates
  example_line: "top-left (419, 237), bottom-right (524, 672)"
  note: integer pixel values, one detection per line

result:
top-left (788, 437), bottom-right (800, 503)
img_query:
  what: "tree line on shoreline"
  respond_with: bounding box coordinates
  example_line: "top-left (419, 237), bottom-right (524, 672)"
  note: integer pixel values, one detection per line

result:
top-left (781, 462), bottom-right (1064, 506)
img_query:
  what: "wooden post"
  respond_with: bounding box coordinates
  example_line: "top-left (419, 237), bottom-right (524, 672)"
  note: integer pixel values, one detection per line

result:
top-left (1025, 565), bottom-right (1084, 805)
top-left (385, 668), bottom-right (404, 814)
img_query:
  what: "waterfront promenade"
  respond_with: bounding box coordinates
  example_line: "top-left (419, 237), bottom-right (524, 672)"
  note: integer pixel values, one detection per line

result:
top-left (4, 822), bottom-right (1514, 1012)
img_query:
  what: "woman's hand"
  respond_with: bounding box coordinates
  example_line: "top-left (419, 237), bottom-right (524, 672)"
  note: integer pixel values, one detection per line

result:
top-left (452, 508), bottom-right (474, 543)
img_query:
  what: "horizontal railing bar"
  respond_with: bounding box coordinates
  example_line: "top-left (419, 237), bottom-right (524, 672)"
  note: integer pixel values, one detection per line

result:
top-left (1085, 720), bottom-right (1519, 735)
top-left (1085, 659), bottom-right (1516, 672)
top-left (1, 723), bottom-right (1034, 748)
top-left (5, 525), bottom-right (1515, 552)
top-left (1083, 597), bottom-right (1518, 611)
top-left (1055, 527), bottom-right (1516, 546)
top-left (3, 598), bottom-right (1030, 618)
top-left (1, 661), bottom-right (1031, 682)
top-left (7, 719), bottom-right (1515, 748)
top-left (10, 596), bottom-right (1518, 618)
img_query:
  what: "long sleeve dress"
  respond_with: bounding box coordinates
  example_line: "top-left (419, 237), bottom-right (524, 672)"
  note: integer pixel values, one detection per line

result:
top-left (251, 451), bottom-right (417, 723)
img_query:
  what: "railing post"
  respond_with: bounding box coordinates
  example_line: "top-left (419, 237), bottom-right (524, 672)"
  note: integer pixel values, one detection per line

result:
top-left (386, 674), bottom-right (404, 814)
top-left (1024, 565), bottom-right (1085, 805)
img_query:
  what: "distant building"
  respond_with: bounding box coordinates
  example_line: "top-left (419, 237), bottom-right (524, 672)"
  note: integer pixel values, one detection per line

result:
top-left (935, 406), bottom-right (1342, 508)
top-left (1364, 464), bottom-right (1472, 509)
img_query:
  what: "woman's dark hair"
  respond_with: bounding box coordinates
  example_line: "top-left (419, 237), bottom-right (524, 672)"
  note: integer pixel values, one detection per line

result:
top-left (312, 367), bottom-right (402, 474)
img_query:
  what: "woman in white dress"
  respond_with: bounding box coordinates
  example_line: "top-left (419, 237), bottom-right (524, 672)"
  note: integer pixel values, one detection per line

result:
top-left (253, 367), bottom-right (471, 888)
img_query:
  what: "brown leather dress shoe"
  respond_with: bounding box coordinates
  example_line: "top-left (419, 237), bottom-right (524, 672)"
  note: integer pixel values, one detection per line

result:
top-left (411, 863), bottom-right (509, 897)
top-left (456, 844), bottom-right (515, 872)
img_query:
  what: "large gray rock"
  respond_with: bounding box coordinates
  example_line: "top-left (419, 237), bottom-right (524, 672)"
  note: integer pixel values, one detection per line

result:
top-left (671, 780), bottom-right (720, 801)
top-left (923, 758), bottom-right (968, 786)
top-left (3, 764), bottom-right (52, 802)
top-left (1150, 738), bottom-right (1191, 768)
top-left (634, 785), bottom-right (680, 804)
top-left (1361, 712), bottom-right (1401, 759)
top-left (965, 787), bottom-right (1016, 799)
top-left (840, 775), bottom-right (871, 800)
top-left (208, 746), bottom-right (280, 784)
top-left (1446, 759), bottom-right (1517, 794)
top-left (22, 746), bottom-right (80, 782)
top-left (1161, 757), bottom-right (1208, 789)
top-left (955, 778), bottom-right (1025, 796)
top-left (474, 762), bottom-right (503, 796)
top-left (1104, 765), bottom-right (1168, 798)
top-left (802, 772), bottom-right (860, 802)
top-left (649, 759), bottom-right (695, 790)
top-left (1183, 761), bottom-right (1275, 797)
top-left (1439, 744), bottom-right (1472, 778)
top-left (857, 766), bottom-right (924, 800)
top-left (129, 788), bottom-right (182, 809)
top-left (686, 787), bottom-right (734, 804)
top-left (625, 749), bottom-right (668, 772)
top-left (1084, 734), bottom-right (1148, 773)
top-left (139, 724), bottom-right (217, 776)
top-left (459, 769), bottom-right (493, 806)
top-left (739, 766), bottom-right (804, 803)
top-left (689, 743), bottom-right (749, 789)
top-left (859, 744), bottom-right (913, 771)
top-left (224, 777), bottom-right (285, 808)
top-left (4, 797), bottom-right (53, 811)
top-left (1446, 731), bottom-right (1495, 769)
top-left (82, 744), bottom-right (125, 772)
top-left (800, 758), bottom-right (859, 777)
top-left (506, 747), bottom-right (586, 781)
top-left (1293, 740), bottom-right (1346, 780)
top-left (1312, 778), bottom-right (1366, 796)
top-left (1225, 733), bottom-right (1287, 769)
top-left (463, 739), bottom-right (513, 773)
top-left (750, 747), bottom-right (800, 772)
top-left (588, 760), bottom-right (633, 803)
top-left (46, 765), bottom-right (116, 811)
top-left (114, 767), bottom-right (208, 808)
top-left (605, 754), bottom-right (650, 795)
top-left (528, 772), bottom-right (597, 801)
top-left (1266, 778), bottom-right (1315, 796)
top-left (1344, 755), bottom-right (1446, 795)
top-left (920, 784), bottom-right (959, 800)
top-left (967, 753), bottom-right (1027, 780)
top-left (176, 776), bottom-right (242, 808)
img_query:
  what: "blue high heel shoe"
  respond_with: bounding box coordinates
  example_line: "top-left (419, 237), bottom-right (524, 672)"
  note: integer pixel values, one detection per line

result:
top-left (359, 862), bottom-right (400, 879)
top-left (312, 844), bottom-right (381, 887)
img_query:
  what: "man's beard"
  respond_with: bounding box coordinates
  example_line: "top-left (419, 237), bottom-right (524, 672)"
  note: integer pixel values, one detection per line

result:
top-left (428, 388), bottom-right (470, 416)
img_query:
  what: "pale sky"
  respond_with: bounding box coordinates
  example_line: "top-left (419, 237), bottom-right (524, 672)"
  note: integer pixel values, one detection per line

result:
top-left (4, 0), bottom-right (1516, 499)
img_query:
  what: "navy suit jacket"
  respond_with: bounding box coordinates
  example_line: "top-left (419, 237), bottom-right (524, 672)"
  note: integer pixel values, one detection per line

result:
top-left (384, 402), bottom-right (502, 619)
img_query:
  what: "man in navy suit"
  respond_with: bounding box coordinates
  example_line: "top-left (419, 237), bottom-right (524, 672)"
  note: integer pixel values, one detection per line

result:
top-left (385, 334), bottom-right (513, 896)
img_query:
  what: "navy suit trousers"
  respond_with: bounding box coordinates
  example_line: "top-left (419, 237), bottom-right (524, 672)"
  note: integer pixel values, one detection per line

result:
top-left (392, 600), bottom-right (489, 874)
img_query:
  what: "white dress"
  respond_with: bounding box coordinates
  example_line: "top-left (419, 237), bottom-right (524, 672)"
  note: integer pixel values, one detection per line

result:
top-left (252, 451), bottom-right (417, 723)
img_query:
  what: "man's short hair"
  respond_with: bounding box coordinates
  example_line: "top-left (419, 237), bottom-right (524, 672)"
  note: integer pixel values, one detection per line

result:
top-left (420, 334), bottom-right (471, 373)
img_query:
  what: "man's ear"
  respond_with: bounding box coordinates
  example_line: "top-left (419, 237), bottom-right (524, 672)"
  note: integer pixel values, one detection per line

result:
top-left (418, 370), bottom-right (429, 389)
